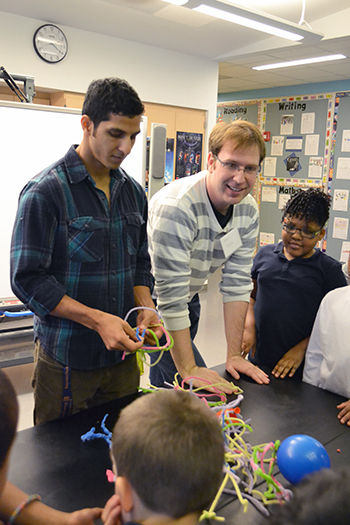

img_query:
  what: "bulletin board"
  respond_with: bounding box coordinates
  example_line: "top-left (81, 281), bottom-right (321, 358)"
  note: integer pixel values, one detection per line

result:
top-left (255, 94), bottom-right (334, 252)
top-left (216, 100), bottom-right (261, 126)
top-left (217, 95), bottom-right (337, 254)
top-left (326, 92), bottom-right (350, 262)
top-left (260, 95), bottom-right (333, 185)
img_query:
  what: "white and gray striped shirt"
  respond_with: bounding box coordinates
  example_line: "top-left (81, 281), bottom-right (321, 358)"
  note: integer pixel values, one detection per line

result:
top-left (148, 171), bottom-right (259, 331)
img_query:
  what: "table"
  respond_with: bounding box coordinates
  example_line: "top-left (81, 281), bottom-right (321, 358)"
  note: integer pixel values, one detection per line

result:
top-left (9, 394), bottom-right (138, 512)
top-left (209, 364), bottom-right (350, 523)
top-left (8, 364), bottom-right (350, 523)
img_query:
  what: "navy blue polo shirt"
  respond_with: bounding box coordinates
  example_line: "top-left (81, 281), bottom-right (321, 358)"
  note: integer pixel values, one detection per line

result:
top-left (250, 242), bottom-right (347, 371)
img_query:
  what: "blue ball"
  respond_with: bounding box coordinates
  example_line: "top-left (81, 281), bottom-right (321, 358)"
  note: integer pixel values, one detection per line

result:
top-left (277, 434), bottom-right (331, 484)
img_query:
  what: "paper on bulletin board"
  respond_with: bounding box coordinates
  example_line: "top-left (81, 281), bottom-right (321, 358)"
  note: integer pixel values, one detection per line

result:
top-left (263, 157), bottom-right (277, 177)
top-left (340, 241), bottom-right (350, 262)
top-left (280, 115), bottom-right (294, 135)
top-left (341, 129), bottom-right (350, 152)
top-left (333, 189), bottom-right (349, 212)
top-left (261, 186), bottom-right (277, 202)
top-left (305, 134), bottom-right (320, 156)
top-left (336, 158), bottom-right (350, 179)
top-left (333, 217), bottom-right (349, 239)
top-left (260, 232), bottom-right (275, 246)
top-left (271, 136), bottom-right (284, 156)
top-left (301, 112), bottom-right (315, 134)
top-left (278, 193), bottom-right (291, 209)
top-left (285, 136), bottom-right (302, 151)
top-left (308, 157), bottom-right (323, 178)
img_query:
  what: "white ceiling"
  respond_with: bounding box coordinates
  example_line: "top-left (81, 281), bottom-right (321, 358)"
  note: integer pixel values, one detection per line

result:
top-left (0, 0), bottom-right (350, 95)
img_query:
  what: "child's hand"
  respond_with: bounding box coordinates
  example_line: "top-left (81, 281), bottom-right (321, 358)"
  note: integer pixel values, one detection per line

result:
top-left (337, 400), bottom-right (350, 425)
top-left (65, 508), bottom-right (103, 525)
top-left (272, 344), bottom-right (306, 379)
top-left (101, 495), bottom-right (122, 525)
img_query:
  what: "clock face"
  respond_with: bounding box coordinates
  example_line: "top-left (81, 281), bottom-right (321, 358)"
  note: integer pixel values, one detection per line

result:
top-left (33, 24), bottom-right (68, 63)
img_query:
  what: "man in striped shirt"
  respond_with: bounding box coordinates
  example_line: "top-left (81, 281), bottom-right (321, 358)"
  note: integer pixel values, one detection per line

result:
top-left (148, 121), bottom-right (270, 393)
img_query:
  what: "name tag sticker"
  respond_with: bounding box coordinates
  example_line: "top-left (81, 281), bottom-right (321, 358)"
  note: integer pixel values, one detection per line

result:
top-left (221, 228), bottom-right (242, 258)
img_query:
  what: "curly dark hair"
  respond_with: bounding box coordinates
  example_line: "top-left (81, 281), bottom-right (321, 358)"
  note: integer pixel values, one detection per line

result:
top-left (282, 188), bottom-right (331, 228)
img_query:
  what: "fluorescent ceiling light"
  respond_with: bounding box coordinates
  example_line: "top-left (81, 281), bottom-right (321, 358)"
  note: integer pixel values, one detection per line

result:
top-left (162, 0), bottom-right (323, 43)
top-left (253, 54), bottom-right (347, 71)
top-left (193, 4), bottom-right (303, 41)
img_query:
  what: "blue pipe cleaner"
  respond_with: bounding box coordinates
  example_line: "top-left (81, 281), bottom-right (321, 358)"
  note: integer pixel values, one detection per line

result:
top-left (81, 413), bottom-right (112, 446)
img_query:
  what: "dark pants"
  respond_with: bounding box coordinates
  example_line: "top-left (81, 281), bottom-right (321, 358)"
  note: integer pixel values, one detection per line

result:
top-left (149, 294), bottom-right (207, 387)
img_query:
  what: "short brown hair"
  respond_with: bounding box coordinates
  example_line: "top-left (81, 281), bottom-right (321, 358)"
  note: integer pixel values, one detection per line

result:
top-left (209, 121), bottom-right (266, 163)
top-left (112, 390), bottom-right (224, 518)
top-left (0, 370), bottom-right (18, 469)
top-left (82, 77), bottom-right (144, 128)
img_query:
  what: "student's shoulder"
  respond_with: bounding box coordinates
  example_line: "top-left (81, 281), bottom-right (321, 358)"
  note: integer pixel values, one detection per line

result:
top-left (21, 157), bottom-right (68, 198)
top-left (316, 249), bottom-right (343, 270)
top-left (323, 284), bottom-right (350, 303)
top-left (314, 250), bottom-right (347, 287)
top-left (255, 242), bottom-right (280, 258)
top-left (252, 243), bottom-right (279, 269)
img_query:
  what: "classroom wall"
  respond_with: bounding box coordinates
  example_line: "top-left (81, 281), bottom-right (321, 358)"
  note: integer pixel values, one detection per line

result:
top-left (0, 10), bottom-right (219, 144)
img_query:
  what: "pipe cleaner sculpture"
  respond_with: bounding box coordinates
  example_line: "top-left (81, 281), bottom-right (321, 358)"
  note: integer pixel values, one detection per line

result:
top-left (81, 306), bottom-right (173, 445)
top-left (122, 306), bottom-right (174, 371)
top-left (147, 375), bottom-right (293, 519)
top-left (81, 307), bottom-right (292, 519)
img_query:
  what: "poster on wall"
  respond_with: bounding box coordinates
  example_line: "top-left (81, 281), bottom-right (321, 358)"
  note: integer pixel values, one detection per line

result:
top-left (175, 131), bottom-right (203, 178)
top-left (165, 138), bottom-right (174, 184)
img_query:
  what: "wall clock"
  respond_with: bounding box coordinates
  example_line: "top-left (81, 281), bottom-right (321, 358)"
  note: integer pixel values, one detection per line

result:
top-left (33, 24), bottom-right (68, 63)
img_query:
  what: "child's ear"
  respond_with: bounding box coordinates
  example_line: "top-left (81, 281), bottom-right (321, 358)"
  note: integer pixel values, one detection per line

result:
top-left (319, 228), bottom-right (326, 240)
top-left (115, 476), bottom-right (134, 512)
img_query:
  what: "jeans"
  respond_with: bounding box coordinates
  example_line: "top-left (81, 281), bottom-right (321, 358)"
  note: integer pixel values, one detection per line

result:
top-left (149, 294), bottom-right (207, 387)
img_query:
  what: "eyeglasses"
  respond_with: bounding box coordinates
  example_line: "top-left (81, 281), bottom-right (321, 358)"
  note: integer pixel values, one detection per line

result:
top-left (214, 155), bottom-right (260, 176)
top-left (282, 223), bottom-right (322, 239)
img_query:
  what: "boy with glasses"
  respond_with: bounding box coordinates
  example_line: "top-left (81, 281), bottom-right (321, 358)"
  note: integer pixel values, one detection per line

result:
top-left (148, 120), bottom-right (270, 393)
top-left (242, 188), bottom-right (347, 380)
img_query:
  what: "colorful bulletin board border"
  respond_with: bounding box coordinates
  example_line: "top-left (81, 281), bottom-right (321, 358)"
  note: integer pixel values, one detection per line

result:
top-left (260, 93), bottom-right (334, 190)
top-left (255, 178), bottom-right (323, 209)
top-left (328, 91), bottom-right (350, 195)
